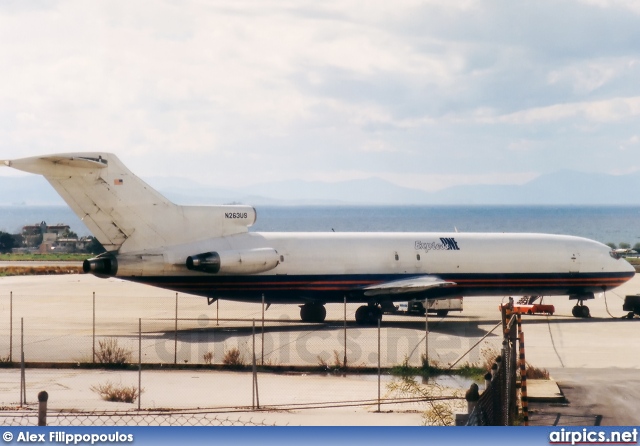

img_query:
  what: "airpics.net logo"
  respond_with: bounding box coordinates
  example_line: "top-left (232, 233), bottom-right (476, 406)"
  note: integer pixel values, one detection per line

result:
top-left (549, 428), bottom-right (638, 445)
top-left (414, 238), bottom-right (460, 252)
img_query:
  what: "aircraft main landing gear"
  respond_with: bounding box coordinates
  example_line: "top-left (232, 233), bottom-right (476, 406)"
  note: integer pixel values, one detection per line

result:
top-left (300, 303), bottom-right (327, 323)
top-left (355, 304), bottom-right (382, 325)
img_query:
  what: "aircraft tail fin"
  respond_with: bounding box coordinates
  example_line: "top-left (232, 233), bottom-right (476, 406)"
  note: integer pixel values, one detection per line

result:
top-left (3, 153), bottom-right (256, 253)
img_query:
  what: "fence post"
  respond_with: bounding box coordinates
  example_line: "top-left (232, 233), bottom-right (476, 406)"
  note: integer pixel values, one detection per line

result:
top-left (519, 330), bottom-right (529, 426)
top-left (174, 293), bottom-right (178, 364)
top-left (377, 318), bottom-right (381, 413)
top-left (9, 291), bottom-right (12, 362)
top-left (261, 294), bottom-right (265, 366)
top-left (509, 318), bottom-right (518, 425)
top-left (466, 383), bottom-right (479, 414)
top-left (424, 304), bottom-right (429, 366)
top-left (343, 296), bottom-right (347, 368)
top-left (252, 320), bottom-right (260, 409)
top-left (484, 371), bottom-right (492, 391)
top-left (92, 292), bottom-right (95, 363)
top-left (37, 391), bottom-right (48, 426)
top-left (138, 318), bottom-right (142, 411)
top-left (20, 318), bottom-right (26, 405)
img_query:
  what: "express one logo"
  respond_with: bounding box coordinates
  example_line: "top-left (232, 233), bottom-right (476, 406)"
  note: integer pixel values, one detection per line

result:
top-left (415, 238), bottom-right (460, 252)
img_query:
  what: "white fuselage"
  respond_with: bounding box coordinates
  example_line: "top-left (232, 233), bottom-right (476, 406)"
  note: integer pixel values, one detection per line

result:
top-left (119, 231), bottom-right (634, 304)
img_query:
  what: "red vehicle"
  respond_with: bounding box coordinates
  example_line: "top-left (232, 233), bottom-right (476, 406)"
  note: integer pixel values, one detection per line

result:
top-left (499, 303), bottom-right (555, 315)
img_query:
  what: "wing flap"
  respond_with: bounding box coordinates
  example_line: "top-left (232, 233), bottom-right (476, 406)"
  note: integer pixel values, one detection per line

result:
top-left (363, 276), bottom-right (456, 297)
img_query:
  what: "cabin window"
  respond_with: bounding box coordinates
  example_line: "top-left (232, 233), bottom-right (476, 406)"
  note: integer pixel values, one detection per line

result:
top-left (417, 254), bottom-right (421, 261)
top-left (395, 253), bottom-right (399, 261)
top-left (280, 255), bottom-right (285, 262)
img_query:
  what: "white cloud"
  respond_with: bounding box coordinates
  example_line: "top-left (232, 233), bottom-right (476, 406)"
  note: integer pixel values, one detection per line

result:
top-left (483, 96), bottom-right (640, 125)
top-left (2, 0), bottom-right (640, 191)
top-left (547, 58), bottom-right (632, 94)
top-left (577, 0), bottom-right (640, 14)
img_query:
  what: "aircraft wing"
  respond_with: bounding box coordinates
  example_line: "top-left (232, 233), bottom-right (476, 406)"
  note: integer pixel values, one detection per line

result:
top-left (362, 276), bottom-right (456, 297)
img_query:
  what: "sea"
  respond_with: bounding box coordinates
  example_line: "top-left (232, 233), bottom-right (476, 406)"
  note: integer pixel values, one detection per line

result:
top-left (1, 205), bottom-right (640, 246)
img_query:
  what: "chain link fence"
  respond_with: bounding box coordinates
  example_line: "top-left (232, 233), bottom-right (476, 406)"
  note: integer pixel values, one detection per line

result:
top-left (0, 410), bottom-right (276, 426)
top-left (0, 290), bottom-right (499, 369)
top-left (0, 289), bottom-right (510, 426)
top-left (466, 311), bottom-right (518, 426)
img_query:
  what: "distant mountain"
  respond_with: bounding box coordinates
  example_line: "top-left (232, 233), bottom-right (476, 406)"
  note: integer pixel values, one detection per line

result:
top-left (0, 175), bottom-right (63, 205)
top-left (2, 170), bottom-right (640, 206)
top-left (431, 171), bottom-right (640, 205)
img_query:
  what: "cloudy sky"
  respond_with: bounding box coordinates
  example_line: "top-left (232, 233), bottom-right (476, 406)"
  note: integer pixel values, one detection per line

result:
top-left (1, 0), bottom-right (640, 192)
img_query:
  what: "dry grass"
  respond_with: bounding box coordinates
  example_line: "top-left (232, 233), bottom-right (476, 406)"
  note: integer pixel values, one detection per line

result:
top-left (480, 344), bottom-right (501, 371)
top-left (0, 265), bottom-right (82, 276)
top-left (91, 381), bottom-right (141, 403)
top-left (94, 338), bottom-right (132, 366)
top-left (222, 347), bottom-right (245, 368)
top-left (523, 362), bottom-right (550, 379)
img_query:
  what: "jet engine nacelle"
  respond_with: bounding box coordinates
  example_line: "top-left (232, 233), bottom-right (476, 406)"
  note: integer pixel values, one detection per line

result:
top-left (186, 248), bottom-right (280, 274)
top-left (83, 255), bottom-right (118, 277)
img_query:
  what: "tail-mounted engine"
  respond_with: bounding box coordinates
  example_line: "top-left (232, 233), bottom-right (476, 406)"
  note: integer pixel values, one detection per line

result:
top-left (187, 248), bottom-right (280, 274)
top-left (83, 254), bottom-right (118, 277)
top-left (186, 248), bottom-right (279, 274)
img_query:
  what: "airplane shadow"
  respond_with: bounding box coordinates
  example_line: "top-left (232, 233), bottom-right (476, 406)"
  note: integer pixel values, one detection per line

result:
top-left (148, 316), bottom-right (500, 343)
top-left (146, 313), bottom-right (637, 344)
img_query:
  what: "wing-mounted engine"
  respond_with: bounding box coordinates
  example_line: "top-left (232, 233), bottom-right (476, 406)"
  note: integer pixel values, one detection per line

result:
top-left (186, 248), bottom-right (280, 274)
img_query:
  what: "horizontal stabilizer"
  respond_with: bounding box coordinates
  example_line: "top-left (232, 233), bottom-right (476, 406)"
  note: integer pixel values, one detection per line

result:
top-left (363, 276), bottom-right (456, 297)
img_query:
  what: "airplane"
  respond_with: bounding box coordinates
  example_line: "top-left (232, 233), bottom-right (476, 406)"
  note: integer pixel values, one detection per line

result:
top-left (2, 153), bottom-right (635, 323)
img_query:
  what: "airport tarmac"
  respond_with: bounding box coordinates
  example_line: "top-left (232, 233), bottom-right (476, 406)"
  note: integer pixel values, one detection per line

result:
top-left (1, 272), bottom-right (640, 425)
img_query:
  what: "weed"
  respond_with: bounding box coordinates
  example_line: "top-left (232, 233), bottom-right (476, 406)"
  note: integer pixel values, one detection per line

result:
top-left (387, 374), bottom-right (461, 426)
top-left (317, 350), bottom-right (347, 372)
top-left (91, 381), bottom-right (141, 403)
top-left (480, 344), bottom-right (500, 371)
top-left (222, 347), bottom-right (245, 368)
top-left (94, 338), bottom-right (132, 366)
top-left (455, 362), bottom-right (487, 379)
top-left (522, 362), bottom-right (549, 379)
top-left (203, 351), bottom-right (213, 365)
top-left (390, 356), bottom-right (414, 377)
top-left (332, 350), bottom-right (346, 370)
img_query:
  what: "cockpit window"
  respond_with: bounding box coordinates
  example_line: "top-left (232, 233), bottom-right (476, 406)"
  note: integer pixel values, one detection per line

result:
top-left (610, 250), bottom-right (622, 260)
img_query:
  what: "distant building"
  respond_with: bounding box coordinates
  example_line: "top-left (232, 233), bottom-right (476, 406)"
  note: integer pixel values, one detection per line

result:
top-left (21, 221), bottom-right (77, 253)
top-left (22, 221), bottom-right (71, 237)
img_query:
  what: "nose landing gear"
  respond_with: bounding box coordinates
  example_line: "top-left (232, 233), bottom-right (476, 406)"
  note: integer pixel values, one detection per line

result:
top-left (570, 293), bottom-right (594, 318)
top-left (571, 303), bottom-right (591, 318)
